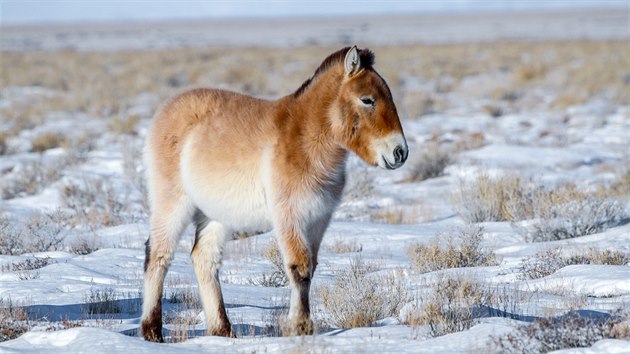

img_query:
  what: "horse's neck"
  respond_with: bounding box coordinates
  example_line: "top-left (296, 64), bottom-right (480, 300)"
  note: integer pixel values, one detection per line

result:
top-left (275, 72), bottom-right (347, 181)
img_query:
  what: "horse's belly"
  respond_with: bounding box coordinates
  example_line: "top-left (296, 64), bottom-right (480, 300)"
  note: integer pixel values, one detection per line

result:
top-left (181, 146), bottom-right (271, 232)
top-left (186, 173), bottom-right (272, 232)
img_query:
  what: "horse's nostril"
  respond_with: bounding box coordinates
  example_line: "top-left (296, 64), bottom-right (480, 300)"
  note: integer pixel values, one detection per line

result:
top-left (394, 145), bottom-right (404, 163)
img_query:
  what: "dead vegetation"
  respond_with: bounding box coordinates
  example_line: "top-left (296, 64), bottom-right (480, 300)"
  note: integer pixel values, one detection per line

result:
top-left (408, 275), bottom-right (492, 337)
top-left (452, 174), bottom-right (627, 241)
top-left (490, 309), bottom-right (630, 353)
top-left (1, 41), bottom-right (627, 134)
top-left (408, 225), bottom-right (498, 273)
top-left (0, 298), bottom-right (29, 342)
top-left (403, 143), bottom-right (452, 183)
top-left (30, 132), bottom-right (67, 152)
top-left (249, 240), bottom-right (289, 288)
top-left (520, 247), bottom-right (630, 280)
top-left (319, 257), bottom-right (408, 328)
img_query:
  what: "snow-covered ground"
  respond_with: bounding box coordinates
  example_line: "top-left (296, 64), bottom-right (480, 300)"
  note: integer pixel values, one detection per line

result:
top-left (1, 8), bottom-right (629, 354)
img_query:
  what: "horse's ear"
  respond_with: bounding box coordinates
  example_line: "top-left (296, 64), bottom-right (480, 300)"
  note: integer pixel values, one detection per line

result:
top-left (344, 46), bottom-right (361, 77)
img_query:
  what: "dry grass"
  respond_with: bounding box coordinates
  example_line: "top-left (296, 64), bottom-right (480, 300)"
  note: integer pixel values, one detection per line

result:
top-left (1, 41), bottom-right (626, 133)
top-left (0, 132), bottom-right (9, 155)
top-left (327, 239), bottom-right (362, 254)
top-left (0, 210), bottom-right (70, 255)
top-left (371, 204), bottom-right (433, 225)
top-left (249, 240), bottom-right (288, 287)
top-left (520, 247), bottom-right (630, 280)
top-left (403, 143), bottom-right (452, 183)
top-left (451, 173), bottom-right (535, 223)
top-left (1, 257), bottom-right (55, 280)
top-left (490, 309), bottom-right (630, 353)
top-left (0, 298), bottom-right (29, 342)
top-left (453, 175), bottom-right (627, 240)
top-left (164, 310), bottom-right (203, 343)
top-left (522, 184), bottom-right (627, 242)
top-left (319, 257), bottom-right (408, 328)
top-left (1, 158), bottom-right (63, 200)
top-left (408, 225), bottom-right (498, 273)
top-left (415, 275), bottom-right (492, 337)
top-left (109, 115), bottom-right (141, 135)
top-left (166, 276), bottom-right (201, 310)
top-left (81, 287), bottom-right (141, 316)
top-left (30, 132), bottom-right (67, 152)
top-left (60, 176), bottom-right (127, 227)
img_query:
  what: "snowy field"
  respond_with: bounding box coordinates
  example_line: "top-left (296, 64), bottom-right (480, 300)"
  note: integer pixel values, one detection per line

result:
top-left (1, 7), bottom-right (629, 354)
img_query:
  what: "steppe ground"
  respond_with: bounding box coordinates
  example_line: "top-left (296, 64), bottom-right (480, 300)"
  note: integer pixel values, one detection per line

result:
top-left (0, 7), bottom-right (629, 354)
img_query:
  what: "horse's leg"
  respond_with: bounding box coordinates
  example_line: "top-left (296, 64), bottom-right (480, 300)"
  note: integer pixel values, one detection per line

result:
top-left (191, 212), bottom-right (233, 337)
top-left (275, 224), bottom-right (313, 336)
top-left (141, 196), bottom-right (193, 342)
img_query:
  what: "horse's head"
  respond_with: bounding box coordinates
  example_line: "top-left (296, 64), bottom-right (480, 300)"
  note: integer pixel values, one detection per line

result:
top-left (331, 46), bottom-right (408, 170)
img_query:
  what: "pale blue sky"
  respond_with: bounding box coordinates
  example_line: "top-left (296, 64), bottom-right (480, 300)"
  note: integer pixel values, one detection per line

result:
top-left (1, 0), bottom-right (626, 25)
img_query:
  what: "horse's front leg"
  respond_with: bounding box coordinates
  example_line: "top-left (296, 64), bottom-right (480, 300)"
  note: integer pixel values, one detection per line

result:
top-left (275, 224), bottom-right (314, 335)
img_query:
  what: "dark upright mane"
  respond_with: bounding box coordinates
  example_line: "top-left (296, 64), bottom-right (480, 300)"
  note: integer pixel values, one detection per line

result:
top-left (293, 47), bottom-right (375, 98)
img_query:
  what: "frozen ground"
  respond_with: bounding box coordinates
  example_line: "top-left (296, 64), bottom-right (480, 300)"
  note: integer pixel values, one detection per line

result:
top-left (1, 8), bottom-right (629, 354)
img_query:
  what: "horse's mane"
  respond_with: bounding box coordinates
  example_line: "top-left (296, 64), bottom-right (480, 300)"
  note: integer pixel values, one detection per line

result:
top-left (293, 47), bottom-right (375, 98)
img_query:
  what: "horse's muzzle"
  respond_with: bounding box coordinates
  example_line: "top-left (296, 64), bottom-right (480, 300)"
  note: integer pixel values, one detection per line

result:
top-left (382, 144), bottom-right (408, 170)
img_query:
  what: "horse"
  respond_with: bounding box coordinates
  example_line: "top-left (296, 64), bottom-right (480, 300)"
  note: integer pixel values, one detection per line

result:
top-left (141, 46), bottom-right (408, 341)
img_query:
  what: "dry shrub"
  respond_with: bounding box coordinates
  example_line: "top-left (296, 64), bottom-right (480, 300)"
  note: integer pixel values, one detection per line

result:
top-left (327, 239), bottom-right (362, 254)
top-left (490, 310), bottom-right (630, 354)
top-left (250, 240), bottom-right (288, 287)
top-left (456, 132), bottom-right (486, 152)
top-left (67, 235), bottom-right (101, 255)
top-left (523, 185), bottom-right (626, 242)
top-left (164, 310), bottom-right (202, 343)
top-left (0, 210), bottom-right (69, 255)
top-left (567, 248), bottom-right (630, 266)
top-left (82, 287), bottom-right (121, 315)
top-left (0, 298), bottom-right (29, 342)
top-left (371, 204), bottom-right (432, 224)
top-left (1, 158), bottom-right (61, 199)
top-left (419, 276), bottom-right (492, 337)
top-left (122, 139), bottom-right (148, 212)
top-left (81, 287), bottom-right (141, 316)
top-left (110, 115), bottom-right (141, 135)
top-left (0, 132), bottom-right (8, 155)
top-left (1, 257), bottom-right (55, 280)
top-left (520, 247), bottom-right (630, 280)
top-left (371, 207), bottom-right (406, 224)
top-left (607, 169), bottom-right (630, 197)
top-left (451, 173), bottom-right (535, 223)
top-left (0, 216), bottom-right (20, 255)
top-left (30, 132), bottom-right (67, 152)
top-left (320, 257), bottom-right (408, 328)
top-left (60, 177), bottom-right (126, 227)
top-left (514, 64), bottom-right (547, 83)
top-left (519, 248), bottom-right (567, 280)
top-left (166, 277), bottom-right (200, 310)
top-left (408, 225), bottom-right (498, 273)
top-left (401, 91), bottom-right (443, 119)
top-left (453, 175), bottom-right (627, 240)
top-left (404, 143), bottom-right (452, 182)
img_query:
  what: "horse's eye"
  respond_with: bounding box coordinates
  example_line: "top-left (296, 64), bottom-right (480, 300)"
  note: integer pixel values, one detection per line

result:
top-left (360, 97), bottom-right (375, 106)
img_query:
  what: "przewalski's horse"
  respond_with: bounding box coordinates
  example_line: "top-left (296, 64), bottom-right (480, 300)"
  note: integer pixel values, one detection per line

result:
top-left (141, 46), bottom-right (408, 341)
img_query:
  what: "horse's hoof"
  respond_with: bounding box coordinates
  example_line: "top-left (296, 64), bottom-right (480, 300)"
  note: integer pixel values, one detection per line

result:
top-left (282, 317), bottom-right (314, 336)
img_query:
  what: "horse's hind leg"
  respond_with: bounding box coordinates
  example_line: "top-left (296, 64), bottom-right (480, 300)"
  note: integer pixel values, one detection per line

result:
top-left (141, 196), bottom-right (193, 342)
top-left (191, 212), bottom-right (233, 337)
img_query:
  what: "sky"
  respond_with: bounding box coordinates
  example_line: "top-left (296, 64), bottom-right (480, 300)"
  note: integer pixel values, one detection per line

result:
top-left (1, 0), bottom-right (627, 25)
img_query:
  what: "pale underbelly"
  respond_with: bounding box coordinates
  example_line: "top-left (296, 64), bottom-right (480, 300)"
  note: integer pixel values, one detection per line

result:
top-left (188, 180), bottom-right (272, 232)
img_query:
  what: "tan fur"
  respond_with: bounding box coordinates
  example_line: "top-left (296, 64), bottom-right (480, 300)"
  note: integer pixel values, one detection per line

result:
top-left (141, 46), bottom-right (407, 340)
